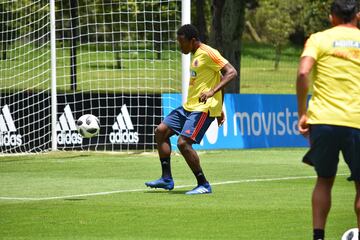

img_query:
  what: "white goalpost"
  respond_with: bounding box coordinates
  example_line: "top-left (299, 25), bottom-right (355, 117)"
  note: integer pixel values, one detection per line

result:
top-left (50, 0), bottom-right (57, 151)
top-left (0, 0), bottom-right (185, 154)
top-left (181, 0), bottom-right (190, 104)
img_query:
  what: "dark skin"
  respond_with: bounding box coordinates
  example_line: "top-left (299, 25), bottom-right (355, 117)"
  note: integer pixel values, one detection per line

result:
top-left (296, 11), bottom-right (360, 231)
top-left (155, 35), bottom-right (237, 175)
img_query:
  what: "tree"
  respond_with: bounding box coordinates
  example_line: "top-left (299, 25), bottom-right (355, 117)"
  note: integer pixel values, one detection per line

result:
top-left (210, 0), bottom-right (247, 93)
top-left (0, 0), bottom-right (50, 60)
top-left (302, 0), bottom-right (332, 35)
top-left (192, 0), bottom-right (211, 43)
top-left (250, 0), bottom-right (296, 70)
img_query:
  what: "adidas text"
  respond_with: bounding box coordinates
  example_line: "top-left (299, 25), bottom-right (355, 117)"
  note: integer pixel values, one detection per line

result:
top-left (0, 133), bottom-right (22, 146)
top-left (57, 132), bottom-right (82, 145)
top-left (109, 131), bottom-right (139, 144)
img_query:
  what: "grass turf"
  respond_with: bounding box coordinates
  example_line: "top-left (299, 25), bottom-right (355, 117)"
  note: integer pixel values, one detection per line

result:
top-left (0, 149), bottom-right (356, 239)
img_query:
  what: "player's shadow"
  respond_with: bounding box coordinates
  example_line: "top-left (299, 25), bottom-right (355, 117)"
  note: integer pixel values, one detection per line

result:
top-left (168, 190), bottom-right (188, 194)
top-left (60, 154), bottom-right (92, 159)
top-left (144, 190), bottom-right (188, 194)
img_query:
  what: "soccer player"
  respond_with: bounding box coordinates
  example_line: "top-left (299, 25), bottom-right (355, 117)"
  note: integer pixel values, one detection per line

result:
top-left (296, 1), bottom-right (360, 239)
top-left (145, 24), bottom-right (237, 195)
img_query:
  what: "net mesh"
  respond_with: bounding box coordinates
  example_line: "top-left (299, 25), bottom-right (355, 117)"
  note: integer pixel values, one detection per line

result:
top-left (0, 0), bottom-right (181, 153)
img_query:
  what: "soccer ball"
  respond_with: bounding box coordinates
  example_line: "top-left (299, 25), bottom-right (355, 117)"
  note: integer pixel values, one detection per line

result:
top-left (342, 228), bottom-right (358, 240)
top-left (76, 114), bottom-right (100, 138)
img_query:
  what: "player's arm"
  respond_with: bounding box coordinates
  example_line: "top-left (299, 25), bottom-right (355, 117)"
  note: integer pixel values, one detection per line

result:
top-left (296, 56), bottom-right (315, 137)
top-left (199, 63), bottom-right (237, 126)
top-left (199, 63), bottom-right (237, 103)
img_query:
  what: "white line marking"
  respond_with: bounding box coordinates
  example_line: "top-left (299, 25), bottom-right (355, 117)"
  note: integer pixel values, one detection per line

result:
top-left (0, 174), bottom-right (347, 201)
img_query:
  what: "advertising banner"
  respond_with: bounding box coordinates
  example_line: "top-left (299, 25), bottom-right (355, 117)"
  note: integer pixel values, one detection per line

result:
top-left (162, 94), bottom-right (309, 150)
top-left (55, 93), bottom-right (162, 151)
top-left (0, 92), bottom-right (161, 152)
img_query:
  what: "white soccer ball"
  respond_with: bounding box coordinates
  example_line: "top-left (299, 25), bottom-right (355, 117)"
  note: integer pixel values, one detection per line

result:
top-left (342, 228), bottom-right (358, 240)
top-left (76, 114), bottom-right (100, 138)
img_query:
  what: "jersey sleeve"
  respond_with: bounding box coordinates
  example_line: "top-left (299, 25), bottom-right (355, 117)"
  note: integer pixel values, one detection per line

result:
top-left (206, 49), bottom-right (229, 72)
top-left (301, 34), bottom-right (320, 60)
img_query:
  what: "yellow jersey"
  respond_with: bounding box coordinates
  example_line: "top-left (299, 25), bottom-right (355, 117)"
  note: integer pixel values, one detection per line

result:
top-left (183, 43), bottom-right (228, 117)
top-left (301, 26), bottom-right (360, 129)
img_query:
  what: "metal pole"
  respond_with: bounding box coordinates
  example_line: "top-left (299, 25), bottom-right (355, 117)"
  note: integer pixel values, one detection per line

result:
top-left (181, 0), bottom-right (191, 104)
top-left (50, 0), bottom-right (57, 151)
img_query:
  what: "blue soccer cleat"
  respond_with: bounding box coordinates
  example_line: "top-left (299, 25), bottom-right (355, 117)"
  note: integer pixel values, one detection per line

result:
top-left (185, 182), bottom-right (212, 195)
top-left (145, 177), bottom-right (174, 190)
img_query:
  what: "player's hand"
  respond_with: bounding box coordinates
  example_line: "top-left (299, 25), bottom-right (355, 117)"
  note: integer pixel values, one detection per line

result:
top-left (298, 114), bottom-right (309, 137)
top-left (199, 89), bottom-right (215, 103)
top-left (217, 111), bottom-right (225, 127)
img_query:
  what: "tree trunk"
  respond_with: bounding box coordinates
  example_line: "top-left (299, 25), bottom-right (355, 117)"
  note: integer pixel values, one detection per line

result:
top-left (245, 21), bottom-right (261, 43)
top-left (211, 0), bottom-right (246, 93)
top-left (1, 42), bottom-right (6, 60)
top-left (274, 44), bottom-right (281, 70)
top-left (211, 0), bottom-right (224, 50)
top-left (195, 0), bottom-right (208, 43)
top-left (114, 42), bottom-right (122, 69)
top-left (155, 23), bottom-right (161, 60)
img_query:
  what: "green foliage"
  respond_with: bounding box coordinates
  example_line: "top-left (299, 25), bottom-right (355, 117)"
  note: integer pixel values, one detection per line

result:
top-left (0, 1), bottom-right (181, 48)
top-left (302, 0), bottom-right (332, 35)
top-left (254, 0), bottom-right (296, 47)
top-left (246, 0), bottom-right (332, 40)
top-left (245, 0), bottom-right (335, 69)
top-left (0, 0), bottom-right (50, 45)
top-left (55, 0), bottom-right (180, 44)
top-left (247, 0), bottom-right (300, 70)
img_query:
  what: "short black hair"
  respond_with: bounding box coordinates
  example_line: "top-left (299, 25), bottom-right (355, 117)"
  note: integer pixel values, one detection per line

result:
top-left (177, 24), bottom-right (200, 41)
top-left (330, 0), bottom-right (358, 23)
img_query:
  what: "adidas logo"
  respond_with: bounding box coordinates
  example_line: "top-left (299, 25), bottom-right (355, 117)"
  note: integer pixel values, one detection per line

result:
top-left (0, 104), bottom-right (22, 146)
top-left (56, 105), bottom-right (82, 145)
top-left (109, 104), bottom-right (139, 144)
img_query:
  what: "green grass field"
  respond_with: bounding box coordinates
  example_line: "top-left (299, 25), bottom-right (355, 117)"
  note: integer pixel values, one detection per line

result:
top-left (240, 42), bottom-right (302, 94)
top-left (0, 149), bottom-right (356, 239)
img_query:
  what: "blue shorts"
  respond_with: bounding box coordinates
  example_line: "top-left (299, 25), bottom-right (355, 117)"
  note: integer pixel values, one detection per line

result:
top-left (303, 124), bottom-right (360, 181)
top-left (163, 106), bottom-right (215, 143)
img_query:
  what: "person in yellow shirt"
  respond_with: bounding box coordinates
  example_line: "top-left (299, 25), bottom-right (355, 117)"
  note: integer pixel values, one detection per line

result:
top-left (145, 24), bottom-right (237, 195)
top-left (296, 1), bottom-right (360, 239)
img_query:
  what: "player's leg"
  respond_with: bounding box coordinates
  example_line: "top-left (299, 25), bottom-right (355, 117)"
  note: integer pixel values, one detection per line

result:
top-left (341, 127), bottom-right (360, 233)
top-left (177, 136), bottom-right (211, 195)
top-left (145, 107), bottom-right (185, 190)
top-left (155, 122), bottom-right (175, 179)
top-left (177, 136), bottom-right (206, 183)
top-left (354, 182), bottom-right (360, 231)
top-left (177, 111), bottom-right (214, 194)
top-left (312, 177), bottom-right (335, 232)
top-left (303, 124), bottom-right (341, 240)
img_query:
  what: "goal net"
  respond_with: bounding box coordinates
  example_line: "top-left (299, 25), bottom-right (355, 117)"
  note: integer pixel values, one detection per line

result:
top-left (0, 0), bottom-right (182, 153)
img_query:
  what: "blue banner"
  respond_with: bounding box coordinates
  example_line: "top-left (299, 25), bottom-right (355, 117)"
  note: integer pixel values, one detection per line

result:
top-left (162, 94), bottom-right (309, 149)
